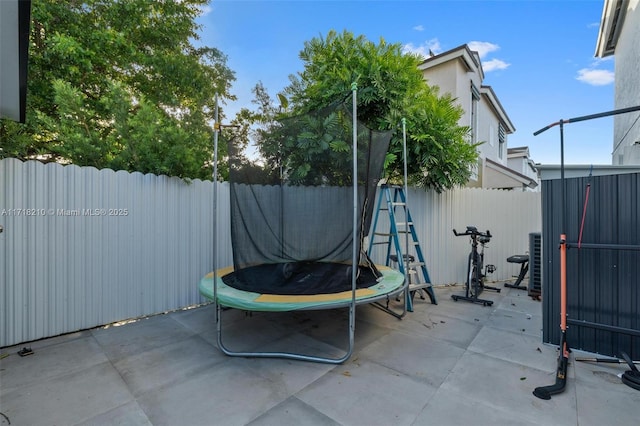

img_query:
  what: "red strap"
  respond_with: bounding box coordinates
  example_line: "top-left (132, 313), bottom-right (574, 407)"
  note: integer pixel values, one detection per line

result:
top-left (578, 184), bottom-right (591, 248)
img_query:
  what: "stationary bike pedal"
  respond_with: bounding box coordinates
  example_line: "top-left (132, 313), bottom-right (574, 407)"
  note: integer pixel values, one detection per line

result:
top-left (486, 264), bottom-right (496, 274)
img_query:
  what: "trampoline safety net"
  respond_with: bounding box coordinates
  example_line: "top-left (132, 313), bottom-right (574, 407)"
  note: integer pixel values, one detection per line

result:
top-left (224, 101), bottom-right (392, 295)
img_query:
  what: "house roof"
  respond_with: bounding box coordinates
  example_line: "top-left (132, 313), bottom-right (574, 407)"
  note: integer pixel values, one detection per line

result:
top-left (507, 146), bottom-right (530, 157)
top-left (536, 164), bottom-right (640, 180)
top-left (480, 85), bottom-right (515, 133)
top-left (417, 44), bottom-right (484, 81)
top-left (484, 158), bottom-right (538, 189)
top-left (595, 0), bottom-right (628, 57)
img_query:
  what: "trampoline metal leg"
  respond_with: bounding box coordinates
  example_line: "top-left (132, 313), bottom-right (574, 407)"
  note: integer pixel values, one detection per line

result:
top-left (372, 278), bottom-right (408, 320)
top-left (215, 301), bottom-right (356, 365)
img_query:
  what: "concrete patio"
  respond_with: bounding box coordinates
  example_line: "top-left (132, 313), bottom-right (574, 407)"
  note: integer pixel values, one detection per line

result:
top-left (1, 284), bottom-right (638, 425)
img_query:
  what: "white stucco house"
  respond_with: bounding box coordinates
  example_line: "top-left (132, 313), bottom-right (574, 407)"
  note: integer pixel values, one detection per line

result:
top-left (417, 44), bottom-right (538, 190)
top-left (596, 0), bottom-right (640, 165)
top-left (507, 146), bottom-right (538, 183)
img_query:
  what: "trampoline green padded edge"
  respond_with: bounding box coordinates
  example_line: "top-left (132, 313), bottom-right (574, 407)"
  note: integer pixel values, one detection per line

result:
top-left (199, 265), bottom-right (405, 312)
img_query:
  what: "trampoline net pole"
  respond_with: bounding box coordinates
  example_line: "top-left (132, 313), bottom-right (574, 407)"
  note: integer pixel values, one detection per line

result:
top-left (212, 93), bottom-right (221, 332)
top-left (349, 82), bottom-right (358, 353)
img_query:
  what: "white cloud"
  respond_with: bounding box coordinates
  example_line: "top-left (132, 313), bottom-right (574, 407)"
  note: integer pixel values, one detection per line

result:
top-left (413, 25), bottom-right (424, 31)
top-left (402, 38), bottom-right (442, 58)
top-left (576, 68), bottom-right (615, 86)
top-left (403, 38), bottom-right (510, 72)
top-left (482, 58), bottom-right (510, 72)
top-left (466, 41), bottom-right (509, 72)
top-left (467, 41), bottom-right (499, 59)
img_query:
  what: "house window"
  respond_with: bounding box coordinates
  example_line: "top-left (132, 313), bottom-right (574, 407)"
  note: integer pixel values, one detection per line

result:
top-left (498, 123), bottom-right (506, 159)
top-left (470, 82), bottom-right (480, 144)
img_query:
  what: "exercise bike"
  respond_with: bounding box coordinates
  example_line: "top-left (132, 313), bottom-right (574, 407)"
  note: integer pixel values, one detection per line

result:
top-left (452, 226), bottom-right (500, 306)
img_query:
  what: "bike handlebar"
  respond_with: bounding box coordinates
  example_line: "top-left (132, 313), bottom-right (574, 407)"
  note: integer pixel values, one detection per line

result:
top-left (453, 226), bottom-right (491, 239)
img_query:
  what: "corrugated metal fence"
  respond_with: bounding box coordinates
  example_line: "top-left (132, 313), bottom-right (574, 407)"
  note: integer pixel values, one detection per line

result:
top-left (542, 172), bottom-right (640, 358)
top-left (1, 159), bottom-right (541, 347)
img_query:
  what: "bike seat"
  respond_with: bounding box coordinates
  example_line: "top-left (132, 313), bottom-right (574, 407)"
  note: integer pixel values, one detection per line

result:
top-left (507, 254), bottom-right (529, 264)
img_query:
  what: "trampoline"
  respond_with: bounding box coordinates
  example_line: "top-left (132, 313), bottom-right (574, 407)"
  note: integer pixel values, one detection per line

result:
top-left (199, 263), bottom-right (405, 312)
top-left (199, 85), bottom-right (405, 363)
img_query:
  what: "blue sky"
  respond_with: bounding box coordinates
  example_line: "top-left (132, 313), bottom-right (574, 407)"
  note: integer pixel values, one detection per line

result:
top-left (196, 0), bottom-right (615, 165)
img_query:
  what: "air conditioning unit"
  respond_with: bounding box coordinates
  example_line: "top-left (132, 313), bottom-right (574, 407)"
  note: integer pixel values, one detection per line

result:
top-left (528, 232), bottom-right (542, 298)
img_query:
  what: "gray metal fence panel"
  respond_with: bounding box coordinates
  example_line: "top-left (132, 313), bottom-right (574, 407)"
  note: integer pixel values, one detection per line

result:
top-left (1, 158), bottom-right (541, 347)
top-left (542, 172), bottom-right (640, 358)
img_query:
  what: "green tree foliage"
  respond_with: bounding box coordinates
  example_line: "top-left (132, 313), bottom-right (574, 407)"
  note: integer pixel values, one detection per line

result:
top-left (228, 82), bottom-right (283, 185)
top-left (274, 30), bottom-right (478, 192)
top-left (0, 0), bottom-right (235, 180)
top-left (239, 81), bottom-right (385, 187)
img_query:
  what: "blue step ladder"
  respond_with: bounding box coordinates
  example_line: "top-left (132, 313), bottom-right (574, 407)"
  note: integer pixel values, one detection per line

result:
top-left (368, 184), bottom-right (437, 311)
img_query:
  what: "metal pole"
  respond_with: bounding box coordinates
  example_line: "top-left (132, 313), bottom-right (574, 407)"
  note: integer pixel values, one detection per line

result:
top-left (533, 104), bottom-right (640, 136)
top-left (212, 94), bottom-right (220, 329)
top-left (566, 242), bottom-right (640, 250)
top-left (559, 118), bottom-right (568, 337)
top-left (402, 118), bottom-right (410, 304)
top-left (349, 82), bottom-right (358, 354)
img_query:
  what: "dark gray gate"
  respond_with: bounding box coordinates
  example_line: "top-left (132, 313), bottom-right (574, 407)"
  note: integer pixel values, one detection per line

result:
top-left (542, 172), bottom-right (640, 359)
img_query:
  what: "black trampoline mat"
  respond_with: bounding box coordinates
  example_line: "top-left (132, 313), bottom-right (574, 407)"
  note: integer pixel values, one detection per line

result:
top-left (221, 262), bottom-right (379, 295)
